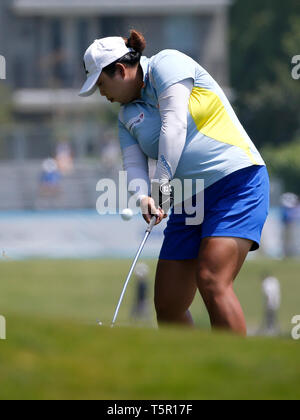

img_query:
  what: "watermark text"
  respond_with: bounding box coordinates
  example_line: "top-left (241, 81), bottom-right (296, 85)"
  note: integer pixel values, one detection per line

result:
top-left (0, 315), bottom-right (6, 340)
top-left (96, 172), bottom-right (204, 225)
top-left (291, 55), bottom-right (300, 80)
top-left (291, 315), bottom-right (300, 340)
top-left (0, 55), bottom-right (6, 80)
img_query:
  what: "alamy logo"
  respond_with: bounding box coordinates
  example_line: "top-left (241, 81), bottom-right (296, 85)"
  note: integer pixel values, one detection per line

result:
top-left (0, 55), bottom-right (6, 80)
top-left (291, 56), bottom-right (300, 80)
top-left (96, 171), bottom-right (205, 226)
top-left (0, 315), bottom-right (6, 340)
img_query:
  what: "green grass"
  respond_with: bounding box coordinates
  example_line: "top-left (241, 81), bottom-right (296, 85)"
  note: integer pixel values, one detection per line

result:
top-left (0, 316), bottom-right (300, 400)
top-left (0, 258), bottom-right (298, 331)
top-left (0, 258), bottom-right (300, 399)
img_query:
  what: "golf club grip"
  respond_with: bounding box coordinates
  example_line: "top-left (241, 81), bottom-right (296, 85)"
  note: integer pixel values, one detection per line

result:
top-left (146, 216), bottom-right (157, 233)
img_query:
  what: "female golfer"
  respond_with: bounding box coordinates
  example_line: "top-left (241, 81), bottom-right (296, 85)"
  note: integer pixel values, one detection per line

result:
top-left (79, 30), bottom-right (269, 336)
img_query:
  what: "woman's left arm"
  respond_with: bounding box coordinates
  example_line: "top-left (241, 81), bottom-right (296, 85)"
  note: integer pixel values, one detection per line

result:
top-left (154, 78), bottom-right (193, 184)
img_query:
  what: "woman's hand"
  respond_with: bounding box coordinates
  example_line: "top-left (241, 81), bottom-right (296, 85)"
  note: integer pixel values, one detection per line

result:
top-left (140, 196), bottom-right (167, 225)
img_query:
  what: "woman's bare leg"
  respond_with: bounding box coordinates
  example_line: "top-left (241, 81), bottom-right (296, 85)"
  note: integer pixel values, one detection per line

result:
top-left (196, 237), bottom-right (252, 336)
top-left (154, 259), bottom-right (198, 326)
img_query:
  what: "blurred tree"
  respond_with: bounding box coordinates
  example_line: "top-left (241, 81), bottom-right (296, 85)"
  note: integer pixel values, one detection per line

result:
top-left (263, 138), bottom-right (300, 194)
top-left (230, 0), bottom-right (300, 148)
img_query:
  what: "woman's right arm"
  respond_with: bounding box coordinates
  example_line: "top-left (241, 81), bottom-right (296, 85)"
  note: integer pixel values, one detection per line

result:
top-left (122, 143), bottom-right (150, 202)
top-left (119, 121), bottom-right (165, 224)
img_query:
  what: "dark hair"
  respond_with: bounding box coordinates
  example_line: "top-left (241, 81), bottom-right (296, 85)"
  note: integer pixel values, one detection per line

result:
top-left (102, 29), bottom-right (146, 77)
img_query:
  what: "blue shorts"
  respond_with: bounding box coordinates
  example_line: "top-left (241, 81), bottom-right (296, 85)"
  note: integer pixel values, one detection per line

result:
top-left (159, 165), bottom-right (270, 260)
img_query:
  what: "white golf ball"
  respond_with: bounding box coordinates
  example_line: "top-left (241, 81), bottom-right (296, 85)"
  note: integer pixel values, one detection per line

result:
top-left (121, 208), bottom-right (133, 221)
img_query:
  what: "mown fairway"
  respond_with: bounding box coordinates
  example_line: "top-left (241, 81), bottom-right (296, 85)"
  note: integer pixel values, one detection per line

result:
top-left (0, 258), bottom-right (299, 400)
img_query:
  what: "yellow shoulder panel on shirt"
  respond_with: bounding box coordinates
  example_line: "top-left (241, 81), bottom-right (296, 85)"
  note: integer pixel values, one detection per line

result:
top-left (189, 87), bottom-right (258, 165)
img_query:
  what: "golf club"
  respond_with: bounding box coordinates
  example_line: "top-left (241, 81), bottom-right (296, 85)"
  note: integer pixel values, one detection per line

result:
top-left (111, 215), bottom-right (157, 328)
top-left (97, 216), bottom-right (157, 328)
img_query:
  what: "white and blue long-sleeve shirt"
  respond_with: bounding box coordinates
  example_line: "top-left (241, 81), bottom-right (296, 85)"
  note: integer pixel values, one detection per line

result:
top-left (118, 49), bottom-right (265, 200)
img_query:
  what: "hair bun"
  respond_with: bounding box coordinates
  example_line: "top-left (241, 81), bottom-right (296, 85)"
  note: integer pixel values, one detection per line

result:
top-left (124, 30), bottom-right (146, 54)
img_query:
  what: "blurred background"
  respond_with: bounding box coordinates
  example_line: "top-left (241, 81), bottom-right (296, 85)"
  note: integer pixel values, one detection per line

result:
top-left (0, 0), bottom-right (300, 336)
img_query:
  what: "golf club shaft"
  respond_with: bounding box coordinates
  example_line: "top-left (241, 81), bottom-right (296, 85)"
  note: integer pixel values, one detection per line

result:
top-left (111, 216), bottom-right (157, 327)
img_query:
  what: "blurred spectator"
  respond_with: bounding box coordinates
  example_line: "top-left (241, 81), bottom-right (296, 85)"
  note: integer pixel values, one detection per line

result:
top-left (131, 262), bottom-right (151, 322)
top-left (280, 192), bottom-right (299, 257)
top-left (259, 274), bottom-right (281, 336)
top-left (39, 158), bottom-right (61, 197)
top-left (56, 142), bottom-right (74, 175)
top-left (100, 131), bottom-right (122, 173)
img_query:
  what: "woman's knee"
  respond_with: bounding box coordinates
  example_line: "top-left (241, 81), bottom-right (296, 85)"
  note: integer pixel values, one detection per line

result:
top-left (196, 237), bottom-right (250, 303)
top-left (197, 266), bottom-right (231, 302)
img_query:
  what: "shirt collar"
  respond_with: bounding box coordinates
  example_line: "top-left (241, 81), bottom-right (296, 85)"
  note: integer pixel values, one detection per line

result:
top-left (128, 56), bottom-right (151, 105)
top-left (140, 56), bottom-right (149, 88)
